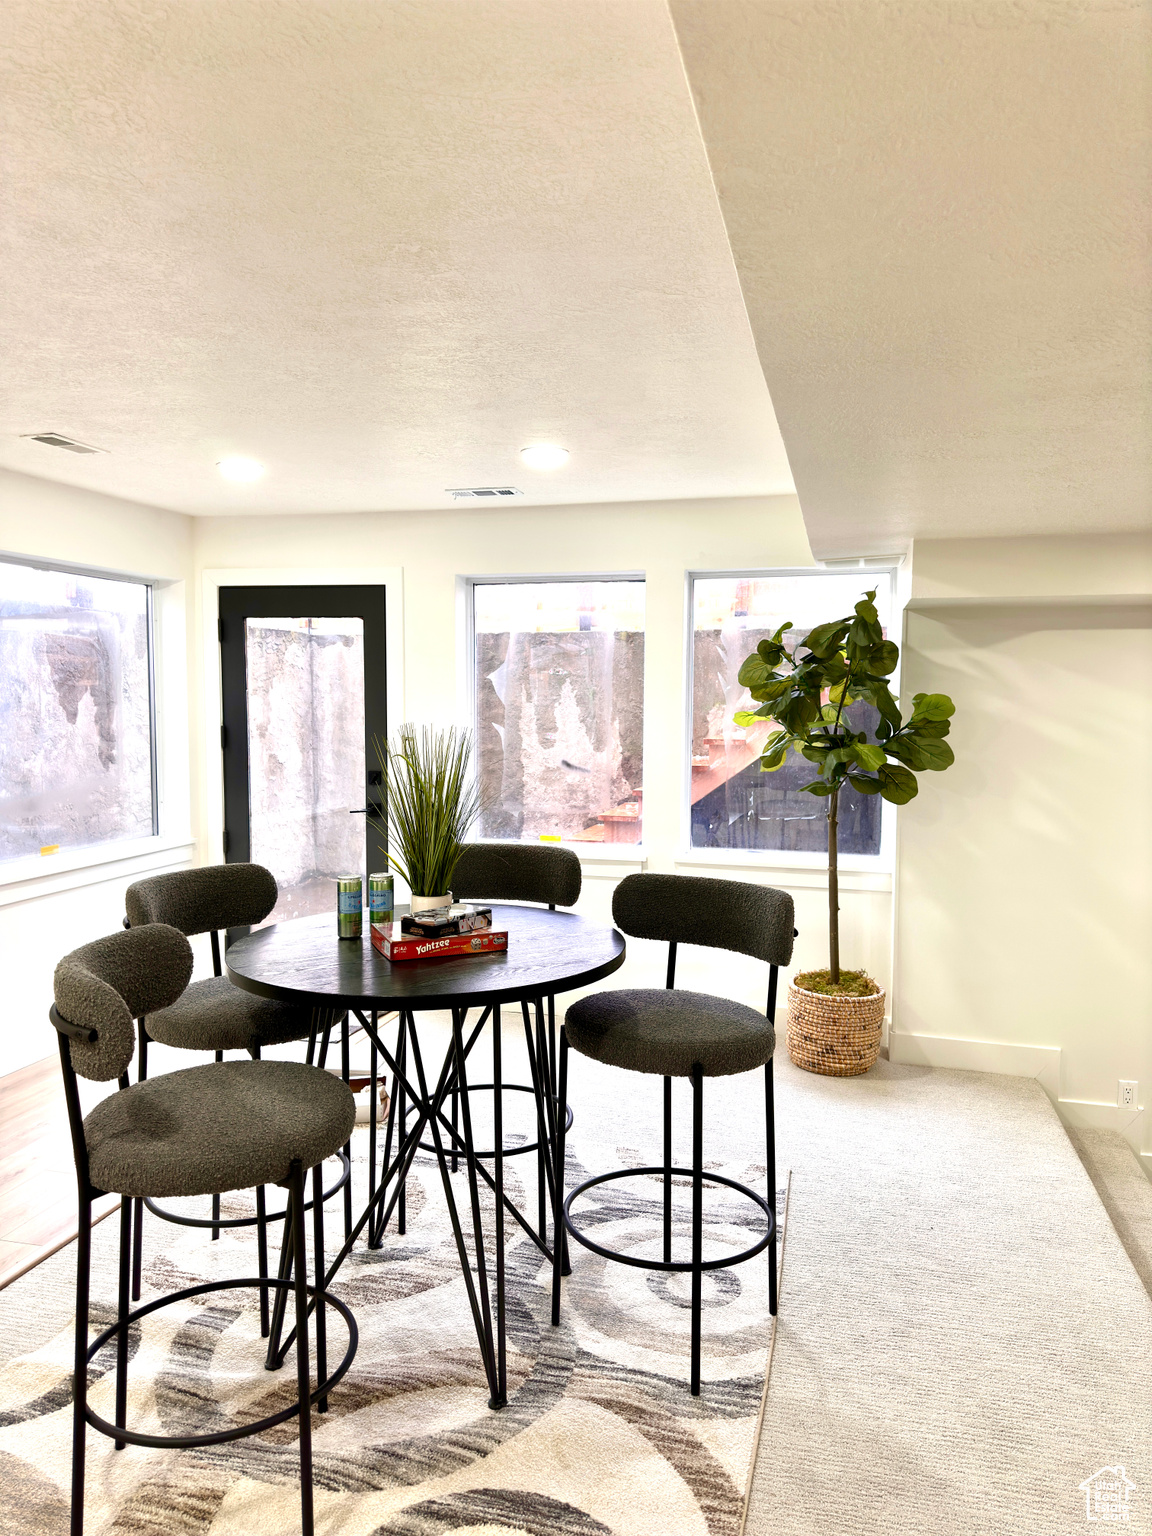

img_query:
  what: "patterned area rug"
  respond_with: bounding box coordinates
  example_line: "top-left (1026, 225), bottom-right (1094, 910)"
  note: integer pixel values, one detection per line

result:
top-left (0, 1067), bottom-right (785, 1536)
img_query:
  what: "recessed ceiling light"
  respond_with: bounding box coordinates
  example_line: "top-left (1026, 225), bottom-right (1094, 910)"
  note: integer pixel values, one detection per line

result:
top-left (217, 455), bottom-right (265, 482)
top-left (519, 444), bottom-right (569, 471)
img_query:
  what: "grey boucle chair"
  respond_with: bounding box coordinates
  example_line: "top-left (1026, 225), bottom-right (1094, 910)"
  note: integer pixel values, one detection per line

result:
top-left (123, 863), bottom-right (326, 1316)
top-left (124, 864), bottom-right (313, 1056)
top-left (444, 841), bottom-right (582, 1251)
top-left (452, 841), bottom-right (582, 910)
top-left (51, 924), bottom-right (357, 1536)
top-left (554, 872), bottom-right (794, 1394)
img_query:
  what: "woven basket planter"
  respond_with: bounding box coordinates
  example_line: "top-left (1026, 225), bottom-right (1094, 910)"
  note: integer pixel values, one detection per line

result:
top-left (787, 980), bottom-right (886, 1077)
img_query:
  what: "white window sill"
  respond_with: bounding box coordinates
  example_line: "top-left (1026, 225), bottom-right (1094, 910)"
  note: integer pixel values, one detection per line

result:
top-left (674, 847), bottom-right (892, 893)
top-left (0, 834), bottom-right (197, 907)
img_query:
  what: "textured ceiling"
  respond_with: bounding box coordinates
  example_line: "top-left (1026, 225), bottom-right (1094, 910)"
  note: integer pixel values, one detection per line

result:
top-left (670, 0), bottom-right (1152, 556)
top-left (0, 0), bottom-right (793, 515)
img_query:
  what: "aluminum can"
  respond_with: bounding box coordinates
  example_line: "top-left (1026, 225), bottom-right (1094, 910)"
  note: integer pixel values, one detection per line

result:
top-left (337, 875), bottom-right (363, 939)
top-left (368, 872), bottom-right (394, 927)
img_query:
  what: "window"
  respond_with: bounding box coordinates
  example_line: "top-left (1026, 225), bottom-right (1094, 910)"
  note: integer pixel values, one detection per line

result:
top-left (0, 559), bottom-right (157, 862)
top-left (689, 571), bottom-right (895, 856)
top-left (472, 579), bottom-right (645, 844)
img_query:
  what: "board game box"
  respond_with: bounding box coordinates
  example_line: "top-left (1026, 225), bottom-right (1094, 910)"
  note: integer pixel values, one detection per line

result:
top-left (370, 923), bottom-right (509, 962)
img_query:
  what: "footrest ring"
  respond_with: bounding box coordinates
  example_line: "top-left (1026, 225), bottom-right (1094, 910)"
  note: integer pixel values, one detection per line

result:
top-left (85, 1275), bottom-right (358, 1449)
top-left (141, 1151), bottom-right (351, 1231)
top-left (563, 1165), bottom-right (775, 1273)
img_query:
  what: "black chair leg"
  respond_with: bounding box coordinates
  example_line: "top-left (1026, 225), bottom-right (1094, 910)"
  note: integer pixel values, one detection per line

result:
top-left (312, 1162), bottom-right (328, 1413)
top-left (289, 1162), bottom-right (315, 1536)
top-left (130, 1022), bottom-right (148, 1300)
top-left (264, 1203), bottom-right (296, 1371)
top-left (71, 1191), bottom-right (92, 1536)
top-left (211, 1050), bottom-right (224, 1240)
top-left (551, 1028), bottom-right (569, 1325)
top-left (114, 1198), bottom-right (131, 1450)
top-left (766, 1057), bottom-right (778, 1317)
top-left (690, 1063), bottom-right (704, 1397)
top-left (256, 1185), bottom-right (270, 1337)
top-left (663, 1075), bottom-right (673, 1265)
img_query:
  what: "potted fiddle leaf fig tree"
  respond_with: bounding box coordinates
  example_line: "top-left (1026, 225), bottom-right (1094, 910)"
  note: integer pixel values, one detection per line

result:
top-left (735, 590), bottom-right (956, 1076)
top-left (369, 724), bottom-right (486, 913)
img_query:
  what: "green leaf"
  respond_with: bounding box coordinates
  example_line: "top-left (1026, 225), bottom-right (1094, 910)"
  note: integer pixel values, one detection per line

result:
top-left (847, 773), bottom-right (882, 795)
top-left (877, 763), bottom-right (919, 804)
top-left (872, 683), bottom-right (902, 729)
top-left (749, 677), bottom-right (792, 702)
top-left (910, 692), bottom-right (955, 722)
top-left (780, 694), bottom-right (820, 733)
top-left (867, 639), bottom-right (899, 676)
top-left (883, 735), bottom-right (926, 770)
top-left (851, 742), bottom-right (887, 771)
top-left (914, 737), bottom-right (954, 771)
top-left (758, 622), bottom-right (792, 662)
top-left (800, 744), bottom-right (829, 765)
top-left (911, 716), bottom-right (951, 738)
top-left (799, 780), bottom-right (835, 797)
top-left (737, 656), bottom-right (772, 689)
top-left (733, 709), bottom-right (768, 727)
top-left (804, 619), bottom-right (850, 659)
top-left (854, 596), bottom-right (879, 623)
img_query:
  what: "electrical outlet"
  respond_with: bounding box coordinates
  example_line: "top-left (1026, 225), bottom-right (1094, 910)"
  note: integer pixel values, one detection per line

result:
top-left (1119, 1080), bottom-right (1138, 1111)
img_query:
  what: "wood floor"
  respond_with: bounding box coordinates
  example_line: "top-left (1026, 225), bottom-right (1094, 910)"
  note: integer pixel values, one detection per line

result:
top-left (0, 1057), bottom-right (117, 1290)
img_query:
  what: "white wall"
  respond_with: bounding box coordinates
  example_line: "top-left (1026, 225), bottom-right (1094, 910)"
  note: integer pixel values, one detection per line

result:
top-left (0, 470), bottom-right (196, 1076)
top-left (893, 533), bottom-right (1152, 1160)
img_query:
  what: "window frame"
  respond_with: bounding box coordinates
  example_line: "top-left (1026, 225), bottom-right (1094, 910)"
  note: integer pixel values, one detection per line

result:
top-left (0, 551), bottom-right (177, 888)
top-left (461, 570), bottom-right (647, 854)
top-left (683, 564), bottom-right (903, 871)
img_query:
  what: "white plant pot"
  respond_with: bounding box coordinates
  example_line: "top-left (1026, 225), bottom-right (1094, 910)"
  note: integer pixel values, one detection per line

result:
top-left (409, 892), bottom-right (452, 914)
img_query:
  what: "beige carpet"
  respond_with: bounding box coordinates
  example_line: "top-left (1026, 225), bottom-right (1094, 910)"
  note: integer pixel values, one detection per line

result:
top-left (0, 1023), bottom-right (784, 1535)
top-left (3, 1037), bottom-right (1149, 1536)
top-left (744, 1055), bottom-right (1152, 1536)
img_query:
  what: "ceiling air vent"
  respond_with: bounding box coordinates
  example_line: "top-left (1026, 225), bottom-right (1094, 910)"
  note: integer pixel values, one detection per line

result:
top-left (446, 486), bottom-right (523, 500)
top-left (22, 432), bottom-right (107, 455)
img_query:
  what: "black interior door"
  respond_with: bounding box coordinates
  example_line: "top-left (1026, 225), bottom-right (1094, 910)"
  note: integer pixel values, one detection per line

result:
top-left (219, 585), bottom-right (387, 924)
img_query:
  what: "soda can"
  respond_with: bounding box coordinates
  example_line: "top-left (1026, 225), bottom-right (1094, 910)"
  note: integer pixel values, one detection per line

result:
top-left (368, 872), bottom-right (394, 927)
top-left (337, 875), bottom-right (363, 939)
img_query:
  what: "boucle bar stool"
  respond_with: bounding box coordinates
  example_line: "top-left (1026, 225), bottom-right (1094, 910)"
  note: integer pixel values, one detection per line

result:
top-left (124, 864), bottom-right (345, 1328)
top-left (443, 842), bottom-right (581, 1247)
top-left (554, 872), bottom-right (794, 1394)
top-left (51, 924), bottom-right (358, 1536)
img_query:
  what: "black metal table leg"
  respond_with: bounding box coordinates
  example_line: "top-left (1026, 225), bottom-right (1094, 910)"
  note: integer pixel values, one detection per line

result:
top-left (493, 1003), bottom-right (506, 1405)
top-left (341, 1014), bottom-right (353, 1242)
top-left (690, 1063), bottom-right (704, 1397)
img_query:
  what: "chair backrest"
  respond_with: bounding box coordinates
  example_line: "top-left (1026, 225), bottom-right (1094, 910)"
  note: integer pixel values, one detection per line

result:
top-left (451, 842), bottom-right (582, 908)
top-left (611, 873), bottom-right (795, 968)
top-left (53, 925), bottom-right (193, 1081)
top-left (125, 863), bottom-right (278, 937)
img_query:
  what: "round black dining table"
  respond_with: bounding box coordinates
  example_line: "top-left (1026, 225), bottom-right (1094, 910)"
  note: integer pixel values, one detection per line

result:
top-left (226, 904), bottom-right (625, 1408)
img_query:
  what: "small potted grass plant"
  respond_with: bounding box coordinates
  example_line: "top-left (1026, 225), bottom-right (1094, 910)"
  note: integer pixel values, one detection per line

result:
top-left (735, 590), bottom-right (956, 1075)
top-left (370, 724), bottom-right (485, 912)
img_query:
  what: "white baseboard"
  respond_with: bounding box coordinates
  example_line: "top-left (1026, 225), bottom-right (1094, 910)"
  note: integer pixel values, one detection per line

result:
top-left (889, 1029), bottom-right (1061, 1099)
top-left (1057, 1097), bottom-right (1146, 1134)
top-left (889, 1029), bottom-right (1150, 1160)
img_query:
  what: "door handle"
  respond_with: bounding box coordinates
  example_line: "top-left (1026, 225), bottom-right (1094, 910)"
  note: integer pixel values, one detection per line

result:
top-left (350, 804), bottom-right (385, 816)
